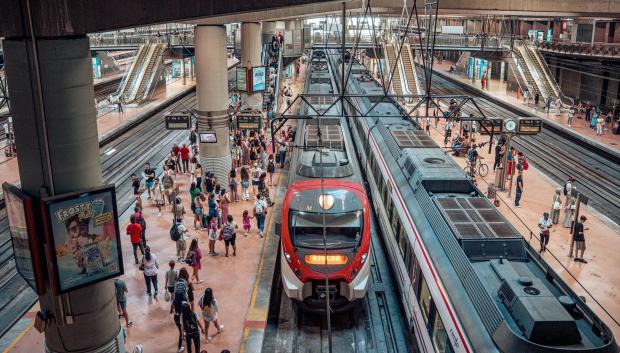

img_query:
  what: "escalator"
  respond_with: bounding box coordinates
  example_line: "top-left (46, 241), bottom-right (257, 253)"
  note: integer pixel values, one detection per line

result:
top-left (401, 44), bottom-right (421, 95)
top-left (132, 43), bottom-right (165, 103)
top-left (117, 44), bottom-right (150, 102)
top-left (511, 46), bottom-right (540, 100)
top-left (384, 44), bottom-right (404, 95)
top-left (525, 45), bottom-right (573, 105)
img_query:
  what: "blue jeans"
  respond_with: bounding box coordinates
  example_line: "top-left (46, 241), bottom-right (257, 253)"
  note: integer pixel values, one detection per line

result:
top-left (144, 274), bottom-right (158, 294)
top-left (256, 214), bottom-right (266, 233)
top-left (515, 189), bottom-right (522, 206)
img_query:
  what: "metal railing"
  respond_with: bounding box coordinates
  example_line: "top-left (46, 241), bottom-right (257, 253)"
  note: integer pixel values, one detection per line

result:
top-left (536, 39), bottom-right (620, 58)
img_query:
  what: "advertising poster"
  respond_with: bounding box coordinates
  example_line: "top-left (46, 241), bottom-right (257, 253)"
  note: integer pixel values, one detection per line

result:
top-left (3, 183), bottom-right (44, 294)
top-left (43, 186), bottom-right (123, 293)
top-left (91, 57), bottom-right (102, 79)
top-left (251, 66), bottom-right (266, 92)
top-left (171, 61), bottom-right (181, 78)
top-left (236, 66), bottom-right (247, 92)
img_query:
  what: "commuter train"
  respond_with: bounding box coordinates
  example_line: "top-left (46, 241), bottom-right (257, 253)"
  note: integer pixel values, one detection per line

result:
top-left (278, 50), bottom-right (372, 311)
top-left (325, 50), bottom-right (617, 353)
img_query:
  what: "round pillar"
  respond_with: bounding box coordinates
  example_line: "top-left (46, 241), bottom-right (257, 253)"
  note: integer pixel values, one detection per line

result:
top-left (241, 22), bottom-right (263, 109)
top-left (3, 36), bottom-right (122, 353)
top-left (195, 25), bottom-right (231, 183)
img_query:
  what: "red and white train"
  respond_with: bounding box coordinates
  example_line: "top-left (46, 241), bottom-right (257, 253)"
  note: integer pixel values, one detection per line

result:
top-left (278, 51), bottom-right (371, 310)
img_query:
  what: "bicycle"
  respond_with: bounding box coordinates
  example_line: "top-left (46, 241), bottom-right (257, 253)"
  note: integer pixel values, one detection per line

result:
top-left (464, 158), bottom-right (489, 177)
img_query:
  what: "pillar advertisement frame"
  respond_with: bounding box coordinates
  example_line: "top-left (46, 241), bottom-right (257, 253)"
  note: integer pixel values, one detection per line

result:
top-left (41, 185), bottom-right (124, 294)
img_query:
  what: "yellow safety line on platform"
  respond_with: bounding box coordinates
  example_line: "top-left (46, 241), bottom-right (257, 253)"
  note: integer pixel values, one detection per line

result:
top-left (239, 169), bottom-right (284, 353)
top-left (1, 320), bottom-right (34, 353)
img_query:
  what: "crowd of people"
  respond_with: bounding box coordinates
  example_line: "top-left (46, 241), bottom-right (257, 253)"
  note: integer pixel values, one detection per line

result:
top-left (113, 39), bottom-right (301, 352)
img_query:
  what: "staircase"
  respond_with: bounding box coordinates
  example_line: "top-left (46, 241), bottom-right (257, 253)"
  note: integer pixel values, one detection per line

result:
top-left (117, 44), bottom-right (150, 102)
top-left (132, 43), bottom-right (165, 103)
top-left (384, 44), bottom-right (404, 95)
top-left (401, 44), bottom-right (421, 95)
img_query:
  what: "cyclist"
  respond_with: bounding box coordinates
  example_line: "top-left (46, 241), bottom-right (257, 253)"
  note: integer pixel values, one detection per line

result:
top-left (466, 143), bottom-right (483, 176)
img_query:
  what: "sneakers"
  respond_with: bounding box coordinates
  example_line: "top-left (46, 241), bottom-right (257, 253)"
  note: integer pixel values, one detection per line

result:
top-left (126, 320), bottom-right (133, 327)
top-left (218, 325), bottom-right (224, 333)
top-left (177, 347), bottom-right (185, 352)
top-left (154, 291), bottom-right (158, 297)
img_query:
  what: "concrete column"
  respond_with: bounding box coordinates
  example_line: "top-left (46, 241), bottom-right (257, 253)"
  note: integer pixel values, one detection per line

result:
top-left (189, 56), bottom-right (195, 81)
top-left (195, 25), bottom-right (231, 183)
top-left (241, 22), bottom-right (263, 109)
top-left (500, 61), bottom-right (506, 83)
top-left (3, 36), bottom-right (122, 353)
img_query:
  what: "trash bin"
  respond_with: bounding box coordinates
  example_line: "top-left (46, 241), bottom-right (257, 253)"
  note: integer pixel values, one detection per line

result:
top-left (495, 166), bottom-right (504, 189)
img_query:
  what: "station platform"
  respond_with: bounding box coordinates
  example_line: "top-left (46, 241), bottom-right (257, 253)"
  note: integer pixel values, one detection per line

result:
top-left (414, 111), bottom-right (620, 337)
top-left (0, 56), bottom-right (284, 353)
top-left (431, 60), bottom-right (620, 152)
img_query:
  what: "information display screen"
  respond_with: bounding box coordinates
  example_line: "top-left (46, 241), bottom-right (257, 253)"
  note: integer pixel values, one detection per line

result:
top-left (237, 115), bottom-right (262, 130)
top-left (199, 132), bottom-right (218, 143)
top-left (42, 185), bottom-right (123, 294)
top-left (3, 183), bottom-right (45, 294)
top-left (479, 119), bottom-right (503, 134)
top-left (518, 118), bottom-right (543, 135)
top-left (236, 67), bottom-right (247, 92)
top-left (251, 66), bottom-right (266, 92)
top-left (165, 114), bottom-right (191, 130)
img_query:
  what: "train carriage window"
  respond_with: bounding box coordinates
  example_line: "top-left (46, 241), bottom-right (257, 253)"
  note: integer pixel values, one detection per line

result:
top-left (398, 224), bottom-right (408, 256)
top-left (390, 207), bottom-right (399, 234)
top-left (431, 315), bottom-right (455, 353)
top-left (418, 277), bottom-right (433, 324)
top-left (394, 218), bottom-right (403, 245)
top-left (408, 256), bottom-right (419, 289)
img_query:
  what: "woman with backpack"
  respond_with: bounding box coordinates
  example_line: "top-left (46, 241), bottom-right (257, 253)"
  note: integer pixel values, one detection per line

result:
top-left (267, 154), bottom-right (276, 186)
top-left (172, 268), bottom-right (190, 352)
top-left (254, 194), bottom-right (268, 238)
top-left (207, 193), bottom-right (220, 226)
top-left (185, 239), bottom-right (203, 284)
top-left (199, 288), bottom-right (224, 342)
top-left (141, 246), bottom-right (159, 296)
top-left (221, 215), bottom-right (238, 257)
top-left (181, 302), bottom-right (205, 353)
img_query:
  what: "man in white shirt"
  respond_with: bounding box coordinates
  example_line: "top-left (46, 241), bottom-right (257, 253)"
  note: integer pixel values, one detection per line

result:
top-left (538, 212), bottom-right (552, 253)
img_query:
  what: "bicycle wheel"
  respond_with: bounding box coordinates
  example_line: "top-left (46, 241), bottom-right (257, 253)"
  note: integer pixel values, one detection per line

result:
top-left (478, 163), bottom-right (489, 177)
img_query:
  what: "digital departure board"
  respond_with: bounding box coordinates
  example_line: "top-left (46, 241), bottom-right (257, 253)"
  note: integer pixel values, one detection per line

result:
top-left (518, 118), bottom-right (543, 135)
top-left (479, 118), bottom-right (503, 134)
top-left (165, 113), bottom-right (191, 130)
top-left (237, 114), bottom-right (262, 130)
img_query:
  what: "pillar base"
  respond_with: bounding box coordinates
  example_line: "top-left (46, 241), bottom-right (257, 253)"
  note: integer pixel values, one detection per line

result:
top-left (200, 155), bottom-right (232, 185)
top-left (45, 328), bottom-right (125, 353)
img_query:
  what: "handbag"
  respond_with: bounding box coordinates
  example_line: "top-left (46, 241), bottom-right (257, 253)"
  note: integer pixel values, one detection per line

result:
top-left (138, 263), bottom-right (145, 271)
top-left (164, 291), bottom-right (171, 302)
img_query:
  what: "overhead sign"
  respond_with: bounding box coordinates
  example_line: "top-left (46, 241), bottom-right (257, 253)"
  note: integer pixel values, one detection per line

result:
top-left (236, 66), bottom-right (248, 92)
top-left (42, 185), bottom-right (123, 294)
top-left (251, 66), bottom-right (266, 92)
top-left (165, 113), bottom-right (191, 130)
top-left (518, 118), bottom-right (543, 135)
top-left (479, 118), bottom-right (504, 134)
top-left (237, 112), bottom-right (262, 130)
top-left (2, 183), bottom-right (45, 295)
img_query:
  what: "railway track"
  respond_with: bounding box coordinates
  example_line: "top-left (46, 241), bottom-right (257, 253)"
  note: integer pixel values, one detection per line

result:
top-left (420, 68), bottom-right (620, 226)
top-left (263, 211), bottom-right (411, 353)
top-left (0, 68), bottom-right (234, 338)
top-left (94, 76), bottom-right (122, 103)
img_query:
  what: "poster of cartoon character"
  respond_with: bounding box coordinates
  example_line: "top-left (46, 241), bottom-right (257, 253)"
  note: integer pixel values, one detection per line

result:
top-left (43, 186), bottom-right (123, 293)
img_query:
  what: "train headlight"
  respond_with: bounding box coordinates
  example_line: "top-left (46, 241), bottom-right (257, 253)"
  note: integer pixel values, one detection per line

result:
top-left (361, 253), bottom-right (368, 264)
top-left (318, 194), bottom-right (335, 210)
top-left (284, 252), bottom-right (292, 263)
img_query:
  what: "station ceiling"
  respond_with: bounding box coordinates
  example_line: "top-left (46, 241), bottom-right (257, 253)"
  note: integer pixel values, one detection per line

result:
top-left (1, 0), bottom-right (619, 37)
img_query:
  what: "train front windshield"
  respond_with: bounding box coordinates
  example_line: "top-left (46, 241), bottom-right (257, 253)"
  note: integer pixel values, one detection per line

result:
top-left (290, 210), bottom-right (362, 249)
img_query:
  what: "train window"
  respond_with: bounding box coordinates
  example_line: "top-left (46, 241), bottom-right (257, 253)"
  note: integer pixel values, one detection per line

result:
top-left (408, 256), bottom-right (419, 289)
top-left (431, 315), bottom-right (455, 353)
top-left (390, 207), bottom-right (399, 234)
top-left (394, 218), bottom-right (403, 245)
top-left (418, 277), bottom-right (433, 324)
top-left (398, 224), bottom-right (408, 256)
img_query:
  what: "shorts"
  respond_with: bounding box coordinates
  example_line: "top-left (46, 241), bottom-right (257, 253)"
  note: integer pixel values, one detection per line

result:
top-left (145, 180), bottom-right (154, 189)
top-left (195, 208), bottom-right (203, 216)
top-left (167, 286), bottom-right (175, 294)
top-left (252, 180), bottom-right (259, 186)
top-left (224, 234), bottom-right (236, 246)
top-left (575, 241), bottom-right (586, 251)
top-left (117, 300), bottom-right (127, 311)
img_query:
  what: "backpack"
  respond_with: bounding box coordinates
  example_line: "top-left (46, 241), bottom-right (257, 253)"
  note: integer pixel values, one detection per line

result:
top-left (189, 131), bottom-right (197, 144)
top-left (163, 175), bottom-right (173, 189)
top-left (563, 182), bottom-right (568, 196)
top-left (173, 279), bottom-right (188, 312)
top-left (136, 214), bottom-right (146, 231)
top-left (254, 201), bottom-right (265, 215)
top-left (185, 251), bottom-right (196, 266)
top-left (183, 312), bottom-right (199, 333)
top-left (222, 223), bottom-right (234, 240)
top-left (170, 224), bottom-right (181, 241)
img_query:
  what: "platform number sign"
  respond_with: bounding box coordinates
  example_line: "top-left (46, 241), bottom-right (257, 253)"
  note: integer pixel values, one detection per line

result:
top-left (518, 118), bottom-right (543, 135)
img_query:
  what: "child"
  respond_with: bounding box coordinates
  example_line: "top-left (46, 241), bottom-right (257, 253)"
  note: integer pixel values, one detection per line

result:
top-left (164, 260), bottom-right (179, 313)
top-left (176, 224), bottom-right (188, 262)
top-left (243, 210), bottom-right (253, 237)
top-left (207, 216), bottom-right (219, 256)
